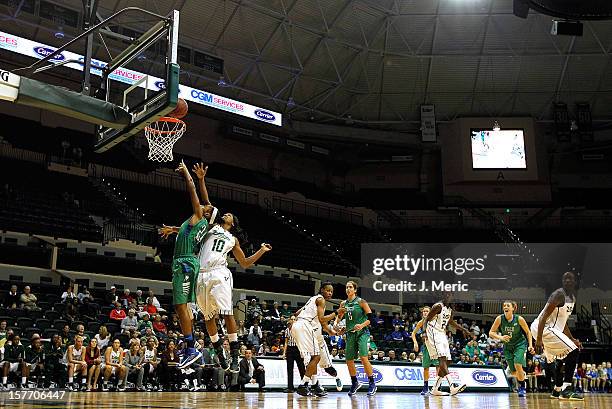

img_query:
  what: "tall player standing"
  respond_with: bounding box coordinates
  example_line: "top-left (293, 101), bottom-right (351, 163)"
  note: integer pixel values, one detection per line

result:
top-left (159, 160), bottom-right (215, 369)
top-left (423, 292), bottom-right (472, 396)
top-left (196, 212), bottom-right (272, 372)
top-left (531, 271), bottom-right (583, 400)
top-left (488, 300), bottom-right (535, 397)
top-left (335, 281), bottom-right (377, 397)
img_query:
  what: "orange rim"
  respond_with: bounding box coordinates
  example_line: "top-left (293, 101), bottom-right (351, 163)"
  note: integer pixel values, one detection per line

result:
top-left (144, 116), bottom-right (186, 135)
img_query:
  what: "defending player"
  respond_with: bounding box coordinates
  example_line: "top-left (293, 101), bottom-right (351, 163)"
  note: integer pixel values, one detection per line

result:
top-left (292, 282), bottom-right (343, 397)
top-left (159, 161), bottom-right (215, 368)
top-left (411, 306), bottom-right (438, 395)
top-left (531, 271), bottom-right (583, 400)
top-left (335, 281), bottom-right (377, 397)
top-left (196, 212), bottom-right (272, 372)
top-left (488, 300), bottom-right (535, 397)
top-left (423, 292), bottom-right (472, 396)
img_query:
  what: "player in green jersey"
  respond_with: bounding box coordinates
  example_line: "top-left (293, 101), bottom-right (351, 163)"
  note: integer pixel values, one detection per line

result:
top-left (159, 161), bottom-right (215, 369)
top-left (488, 300), bottom-right (535, 397)
top-left (335, 281), bottom-right (377, 397)
top-left (411, 306), bottom-right (438, 395)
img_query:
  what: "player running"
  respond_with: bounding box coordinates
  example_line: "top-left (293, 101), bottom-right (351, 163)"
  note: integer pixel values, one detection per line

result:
top-left (531, 271), bottom-right (583, 400)
top-left (423, 292), bottom-right (472, 396)
top-left (411, 306), bottom-right (438, 395)
top-left (488, 300), bottom-right (535, 397)
top-left (335, 281), bottom-right (377, 397)
top-left (159, 161), bottom-right (215, 369)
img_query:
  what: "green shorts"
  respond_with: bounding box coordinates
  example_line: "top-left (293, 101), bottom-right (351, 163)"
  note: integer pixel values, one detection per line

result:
top-left (504, 344), bottom-right (527, 369)
top-left (422, 344), bottom-right (439, 368)
top-left (345, 329), bottom-right (370, 361)
top-left (171, 256), bottom-right (199, 305)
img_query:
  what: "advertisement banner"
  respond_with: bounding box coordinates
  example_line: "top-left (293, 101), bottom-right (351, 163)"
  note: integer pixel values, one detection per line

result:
top-left (0, 30), bottom-right (282, 126)
top-left (251, 358), bottom-right (509, 391)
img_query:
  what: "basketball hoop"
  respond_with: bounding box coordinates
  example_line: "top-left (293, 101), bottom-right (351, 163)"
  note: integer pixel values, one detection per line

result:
top-left (144, 117), bottom-right (186, 162)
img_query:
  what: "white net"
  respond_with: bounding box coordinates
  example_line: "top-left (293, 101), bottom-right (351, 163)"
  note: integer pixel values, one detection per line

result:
top-left (144, 117), bottom-right (186, 162)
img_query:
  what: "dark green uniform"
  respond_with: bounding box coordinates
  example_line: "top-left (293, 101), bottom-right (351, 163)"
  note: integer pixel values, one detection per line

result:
top-left (344, 296), bottom-right (370, 360)
top-left (171, 217), bottom-right (209, 305)
top-left (500, 314), bottom-right (527, 369)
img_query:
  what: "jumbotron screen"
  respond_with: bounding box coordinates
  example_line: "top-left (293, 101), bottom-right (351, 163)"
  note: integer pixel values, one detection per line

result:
top-left (470, 129), bottom-right (527, 169)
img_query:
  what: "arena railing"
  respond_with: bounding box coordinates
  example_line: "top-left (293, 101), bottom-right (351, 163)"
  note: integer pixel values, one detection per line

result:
top-left (271, 196), bottom-right (363, 226)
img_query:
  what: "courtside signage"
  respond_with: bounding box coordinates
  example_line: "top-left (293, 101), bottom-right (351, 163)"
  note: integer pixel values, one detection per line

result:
top-left (0, 30), bottom-right (282, 126)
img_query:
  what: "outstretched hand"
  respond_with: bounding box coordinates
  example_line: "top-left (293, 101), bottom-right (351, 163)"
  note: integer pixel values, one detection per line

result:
top-left (175, 159), bottom-right (188, 175)
top-left (192, 163), bottom-right (208, 179)
top-left (159, 224), bottom-right (175, 239)
top-left (261, 243), bottom-right (272, 252)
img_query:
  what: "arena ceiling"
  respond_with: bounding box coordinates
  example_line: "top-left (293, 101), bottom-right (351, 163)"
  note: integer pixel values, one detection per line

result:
top-left (2, 0), bottom-right (612, 130)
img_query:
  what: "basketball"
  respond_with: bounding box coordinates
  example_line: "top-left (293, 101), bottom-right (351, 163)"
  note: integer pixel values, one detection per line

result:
top-left (168, 98), bottom-right (188, 119)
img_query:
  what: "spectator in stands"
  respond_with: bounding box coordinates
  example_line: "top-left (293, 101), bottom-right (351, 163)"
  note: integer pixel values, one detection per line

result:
top-left (401, 351), bottom-right (409, 361)
top-left (61, 284), bottom-right (77, 304)
top-left (388, 350), bottom-right (397, 361)
top-left (95, 325), bottom-right (111, 350)
top-left (372, 312), bottom-right (385, 328)
top-left (470, 321), bottom-right (481, 338)
top-left (186, 340), bottom-right (211, 391)
top-left (597, 363), bottom-right (607, 392)
top-left (279, 303), bottom-right (292, 319)
top-left (257, 342), bottom-right (270, 356)
top-left (124, 342), bottom-right (144, 390)
top-left (247, 299), bottom-right (262, 324)
top-left (147, 290), bottom-right (164, 313)
top-left (144, 297), bottom-right (158, 316)
top-left (109, 302), bottom-right (125, 322)
top-left (105, 286), bottom-right (119, 306)
top-left (25, 335), bottom-right (45, 388)
top-left (140, 328), bottom-right (159, 348)
top-left (153, 314), bottom-right (167, 338)
top-left (75, 324), bottom-right (90, 345)
top-left (386, 325), bottom-right (408, 342)
top-left (375, 351), bottom-right (385, 361)
top-left (120, 289), bottom-right (133, 309)
top-left (575, 362), bottom-right (587, 392)
top-left (0, 321), bottom-right (7, 344)
top-left (66, 335), bottom-right (88, 391)
top-left (1, 334), bottom-right (24, 388)
top-left (84, 338), bottom-right (102, 391)
top-left (236, 320), bottom-right (248, 339)
top-left (3, 284), bottom-right (19, 309)
top-left (392, 313), bottom-right (403, 327)
top-left (368, 335), bottom-right (378, 352)
top-left (102, 339), bottom-right (127, 391)
top-left (160, 339), bottom-right (180, 391)
top-left (121, 309), bottom-right (139, 334)
top-left (77, 287), bottom-right (94, 304)
top-left (267, 302), bottom-right (282, 333)
top-left (587, 363), bottom-right (599, 392)
top-left (134, 290), bottom-right (145, 308)
top-left (45, 334), bottom-right (66, 388)
top-left (61, 325), bottom-right (71, 346)
top-left (606, 362), bottom-right (612, 393)
top-left (168, 313), bottom-right (181, 333)
top-left (238, 349), bottom-right (265, 391)
top-left (414, 352), bottom-right (422, 363)
top-left (65, 298), bottom-right (79, 322)
top-left (19, 286), bottom-right (39, 310)
top-left (247, 322), bottom-right (262, 348)
top-left (139, 313), bottom-right (154, 334)
top-left (526, 359), bottom-right (536, 392)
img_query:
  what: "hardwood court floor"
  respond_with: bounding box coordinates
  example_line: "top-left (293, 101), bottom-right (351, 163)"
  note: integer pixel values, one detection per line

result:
top-left (1, 391), bottom-right (611, 408)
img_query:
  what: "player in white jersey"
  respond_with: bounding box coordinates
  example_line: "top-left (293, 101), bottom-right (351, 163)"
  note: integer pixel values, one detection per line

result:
top-left (532, 271), bottom-right (583, 400)
top-left (65, 335), bottom-right (88, 391)
top-left (195, 212), bottom-right (272, 373)
top-left (102, 339), bottom-right (126, 391)
top-left (291, 282), bottom-right (344, 397)
top-left (423, 292), bottom-right (472, 396)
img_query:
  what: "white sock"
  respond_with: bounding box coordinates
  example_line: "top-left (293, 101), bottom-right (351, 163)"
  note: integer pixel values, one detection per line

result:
top-left (433, 377), bottom-right (443, 390)
top-left (21, 377), bottom-right (26, 384)
top-left (562, 382), bottom-right (571, 391)
top-left (68, 376), bottom-right (73, 383)
top-left (210, 334), bottom-right (220, 343)
top-left (82, 378), bottom-right (87, 384)
top-left (311, 375), bottom-right (317, 385)
top-left (228, 333), bottom-right (238, 342)
top-left (301, 376), bottom-right (310, 385)
top-left (193, 379), bottom-right (198, 387)
top-left (2, 376), bottom-right (6, 384)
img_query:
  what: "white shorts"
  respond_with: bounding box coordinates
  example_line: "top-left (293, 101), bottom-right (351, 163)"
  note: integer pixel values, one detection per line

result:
top-left (291, 320), bottom-right (319, 365)
top-left (425, 329), bottom-right (451, 360)
top-left (6, 362), bottom-right (20, 373)
top-left (67, 362), bottom-right (86, 371)
top-left (530, 320), bottom-right (577, 363)
top-left (315, 328), bottom-right (332, 369)
top-left (196, 266), bottom-right (234, 320)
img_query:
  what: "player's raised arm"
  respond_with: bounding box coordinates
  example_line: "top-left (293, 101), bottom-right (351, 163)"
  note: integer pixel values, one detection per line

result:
top-left (449, 314), bottom-right (472, 338)
top-left (175, 159), bottom-right (203, 220)
top-left (423, 303), bottom-right (442, 326)
top-left (192, 163), bottom-right (212, 206)
top-left (535, 290), bottom-right (565, 354)
top-left (231, 242), bottom-right (272, 269)
top-left (158, 224), bottom-right (180, 239)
